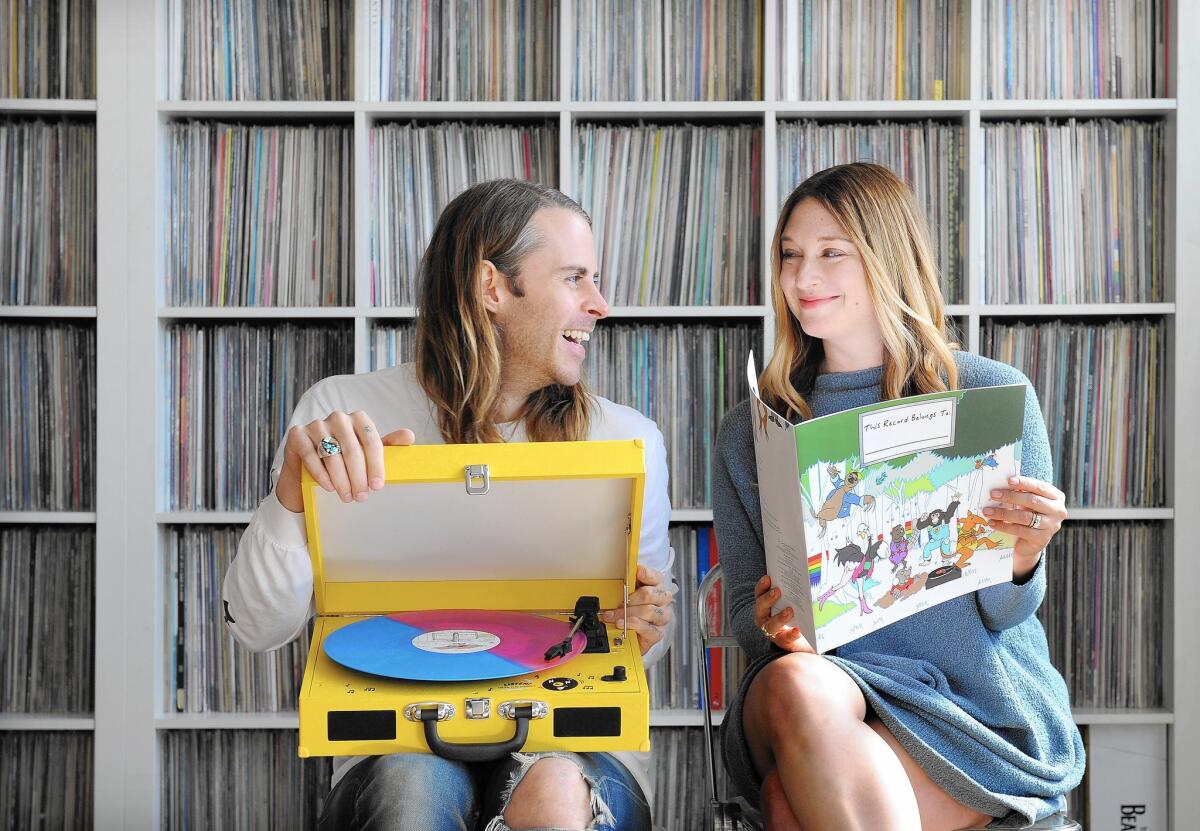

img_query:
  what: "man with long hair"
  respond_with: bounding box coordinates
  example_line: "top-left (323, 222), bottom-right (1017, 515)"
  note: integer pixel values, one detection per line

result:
top-left (223, 179), bottom-right (674, 830)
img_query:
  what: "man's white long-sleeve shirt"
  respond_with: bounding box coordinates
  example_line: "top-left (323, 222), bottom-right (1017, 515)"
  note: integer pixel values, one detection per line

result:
top-left (222, 363), bottom-right (675, 794)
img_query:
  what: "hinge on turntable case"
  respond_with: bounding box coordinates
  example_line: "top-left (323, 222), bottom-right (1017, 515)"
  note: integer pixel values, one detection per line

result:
top-left (625, 514), bottom-right (631, 535)
top-left (464, 464), bottom-right (490, 495)
top-left (404, 702), bottom-right (456, 722)
top-left (499, 701), bottom-right (548, 720)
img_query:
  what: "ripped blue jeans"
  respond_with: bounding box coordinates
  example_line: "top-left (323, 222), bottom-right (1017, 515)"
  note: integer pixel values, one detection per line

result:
top-left (317, 751), bottom-right (651, 831)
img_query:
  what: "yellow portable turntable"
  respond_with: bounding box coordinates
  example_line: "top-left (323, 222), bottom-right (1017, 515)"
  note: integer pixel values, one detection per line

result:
top-left (297, 439), bottom-right (652, 762)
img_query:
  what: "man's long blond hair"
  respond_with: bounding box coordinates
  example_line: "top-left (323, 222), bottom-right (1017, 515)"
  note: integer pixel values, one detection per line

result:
top-left (760, 163), bottom-right (958, 419)
top-left (415, 179), bottom-right (593, 443)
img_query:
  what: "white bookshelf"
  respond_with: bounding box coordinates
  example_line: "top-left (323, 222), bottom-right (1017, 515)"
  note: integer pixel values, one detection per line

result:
top-left (0, 715), bottom-right (97, 731)
top-left (0, 0), bottom-right (1180, 827)
top-left (0, 98), bottom-right (98, 113)
top-left (0, 306), bottom-right (99, 318)
top-left (0, 511), bottom-right (99, 524)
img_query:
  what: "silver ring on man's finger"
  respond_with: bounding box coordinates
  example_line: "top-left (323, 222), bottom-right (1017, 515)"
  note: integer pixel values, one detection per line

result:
top-left (316, 436), bottom-right (342, 459)
top-left (1027, 512), bottom-right (1042, 530)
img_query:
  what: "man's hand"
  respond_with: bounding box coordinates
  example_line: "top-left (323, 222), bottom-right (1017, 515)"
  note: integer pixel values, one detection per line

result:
top-left (274, 410), bottom-right (415, 513)
top-left (601, 564), bottom-right (674, 654)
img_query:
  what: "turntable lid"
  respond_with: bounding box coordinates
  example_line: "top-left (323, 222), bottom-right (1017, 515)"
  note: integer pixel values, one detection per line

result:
top-left (302, 439), bottom-right (646, 614)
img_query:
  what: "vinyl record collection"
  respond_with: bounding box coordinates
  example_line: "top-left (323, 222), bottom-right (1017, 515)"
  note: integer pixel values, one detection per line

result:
top-left (0, 323), bottom-right (96, 511)
top-left (981, 318), bottom-right (1165, 508)
top-left (368, 0), bottom-right (557, 101)
top-left (575, 123), bottom-right (761, 306)
top-left (573, 0), bottom-right (761, 101)
top-left (369, 120), bottom-right (558, 306)
top-left (164, 526), bottom-right (308, 713)
top-left (1039, 522), bottom-right (1164, 709)
top-left (369, 322), bottom-right (417, 370)
top-left (0, 731), bottom-right (92, 830)
top-left (1, 117), bottom-right (96, 305)
top-left (165, 121), bottom-right (353, 306)
top-left (165, 322), bottom-right (353, 511)
top-left (648, 525), bottom-right (701, 711)
top-left (0, 0), bottom-right (94, 98)
top-left (777, 119), bottom-right (965, 303)
top-left (647, 525), bottom-right (745, 712)
top-left (983, 118), bottom-right (1164, 304)
top-left (982, 0), bottom-right (1168, 99)
top-left (649, 727), bottom-right (733, 828)
top-left (1, 0), bottom-right (1186, 826)
top-left (160, 730), bottom-right (331, 830)
top-left (165, 0), bottom-right (352, 100)
top-left (776, 0), bottom-right (969, 100)
top-left (585, 322), bottom-right (760, 509)
top-left (0, 527), bottom-right (93, 714)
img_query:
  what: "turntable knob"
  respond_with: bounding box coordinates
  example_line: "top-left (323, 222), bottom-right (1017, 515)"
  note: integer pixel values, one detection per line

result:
top-left (601, 665), bottom-right (627, 682)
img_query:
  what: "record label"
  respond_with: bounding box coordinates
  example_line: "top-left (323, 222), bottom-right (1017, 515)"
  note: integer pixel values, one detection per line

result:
top-left (323, 609), bottom-right (587, 682)
top-left (412, 629), bottom-right (501, 654)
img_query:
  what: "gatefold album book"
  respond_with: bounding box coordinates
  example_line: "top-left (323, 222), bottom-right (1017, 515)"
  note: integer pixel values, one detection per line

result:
top-left (746, 354), bottom-right (1026, 653)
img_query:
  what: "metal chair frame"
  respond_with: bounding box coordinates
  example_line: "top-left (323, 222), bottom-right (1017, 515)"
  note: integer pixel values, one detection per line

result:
top-left (695, 562), bottom-right (760, 830)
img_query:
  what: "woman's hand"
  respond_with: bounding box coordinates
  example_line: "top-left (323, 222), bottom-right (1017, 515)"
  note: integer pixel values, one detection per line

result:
top-left (755, 574), bottom-right (815, 653)
top-left (982, 475), bottom-right (1067, 580)
top-left (603, 564), bottom-right (675, 654)
top-left (274, 410), bottom-right (415, 513)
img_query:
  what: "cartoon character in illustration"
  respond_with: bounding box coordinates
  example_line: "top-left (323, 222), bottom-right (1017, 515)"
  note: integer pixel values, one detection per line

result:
top-left (969, 451), bottom-right (1000, 504)
top-left (917, 495), bottom-right (961, 563)
top-left (948, 510), bottom-right (1001, 570)
top-left (974, 453), bottom-right (999, 471)
top-left (875, 559), bottom-right (928, 610)
top-left (817, 524), bottom-right (885, 616)
top-left (815, 464), bottom-right (876, 537)
top-left (887, 522), bottom-right (911, 572)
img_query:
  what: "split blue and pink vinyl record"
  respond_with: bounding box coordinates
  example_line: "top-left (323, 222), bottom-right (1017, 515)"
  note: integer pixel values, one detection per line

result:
top-left (323, 609), bottom-right (587, 681)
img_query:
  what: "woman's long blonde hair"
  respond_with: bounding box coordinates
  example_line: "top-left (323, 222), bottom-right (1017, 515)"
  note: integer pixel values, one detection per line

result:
top-left (759, 162), bottom-right (959, 419)
top-left (415, 179), bottom-right (593, 443)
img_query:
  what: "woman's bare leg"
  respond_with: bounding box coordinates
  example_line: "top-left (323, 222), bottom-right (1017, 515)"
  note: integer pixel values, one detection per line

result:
top-left (760, 769), bottom-right (803, 830)
top-left (742, 653), bottom-right (993, 831)
top-left (743, 652), bottom-right (921, 830)
top-left (867, 718), bottom-right (994, 831)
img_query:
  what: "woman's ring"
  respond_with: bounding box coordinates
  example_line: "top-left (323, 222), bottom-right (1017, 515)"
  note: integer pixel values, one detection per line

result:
top-left (317, 436), bottom-right (342, 459)
top-left (1028, 512), bottom-right (1042, 530)
top-left (760, 624), bottom-right (775, 640)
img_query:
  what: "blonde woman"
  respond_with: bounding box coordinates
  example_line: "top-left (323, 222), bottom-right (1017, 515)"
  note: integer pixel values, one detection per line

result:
top-left (713, 163), bottom-right (1084, 830)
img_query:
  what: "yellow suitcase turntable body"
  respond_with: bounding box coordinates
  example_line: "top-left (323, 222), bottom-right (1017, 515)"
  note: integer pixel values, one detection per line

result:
top-left (297, 440), bottom-right (652, 761)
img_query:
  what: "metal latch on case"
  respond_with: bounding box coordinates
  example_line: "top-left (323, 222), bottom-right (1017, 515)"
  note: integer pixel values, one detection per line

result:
top-left (465, 464), bottom-right (490, 495)
top-left (465, 698), bottom-right (491, 719)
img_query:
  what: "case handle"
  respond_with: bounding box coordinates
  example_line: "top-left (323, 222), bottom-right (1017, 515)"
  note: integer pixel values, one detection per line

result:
top-left (419, 703), bottom-right (532, 762)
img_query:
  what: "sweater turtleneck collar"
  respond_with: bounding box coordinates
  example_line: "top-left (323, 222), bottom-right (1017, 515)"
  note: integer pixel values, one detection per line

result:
top-left (811, 364), bottom-right (884, 394)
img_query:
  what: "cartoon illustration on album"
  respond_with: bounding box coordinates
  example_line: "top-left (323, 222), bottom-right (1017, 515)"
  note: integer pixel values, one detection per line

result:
top-left (745, 353), bottom-right (1028, 653)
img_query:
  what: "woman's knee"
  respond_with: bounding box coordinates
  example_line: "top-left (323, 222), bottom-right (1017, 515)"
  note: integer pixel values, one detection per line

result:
top-left (748, 654), bottom-right (864, 739)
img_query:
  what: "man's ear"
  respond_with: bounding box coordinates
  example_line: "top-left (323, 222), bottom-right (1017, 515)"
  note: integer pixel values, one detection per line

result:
top-left (479, 259), bottom-right (504, 313)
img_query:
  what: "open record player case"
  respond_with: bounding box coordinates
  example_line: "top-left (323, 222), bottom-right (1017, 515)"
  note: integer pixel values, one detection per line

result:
top-left (297, 439), bottom-right (652, 760)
